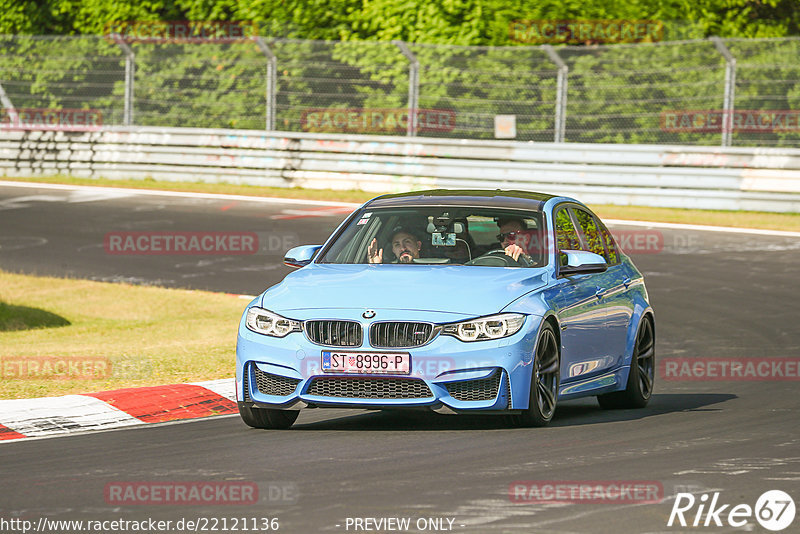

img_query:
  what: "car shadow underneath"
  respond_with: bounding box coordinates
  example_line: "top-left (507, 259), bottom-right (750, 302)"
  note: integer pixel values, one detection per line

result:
top-left (289, 393), bottom-right (737, 431)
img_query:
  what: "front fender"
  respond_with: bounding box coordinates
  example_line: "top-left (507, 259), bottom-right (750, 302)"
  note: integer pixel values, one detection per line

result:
top-left (502, 292), bottom-right (563, 410)
top-left (623, 285), bottom-right (654, 369)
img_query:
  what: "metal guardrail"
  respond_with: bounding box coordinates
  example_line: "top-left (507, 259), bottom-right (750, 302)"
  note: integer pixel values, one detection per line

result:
top-left (1, 126), bottom-right (799, 212)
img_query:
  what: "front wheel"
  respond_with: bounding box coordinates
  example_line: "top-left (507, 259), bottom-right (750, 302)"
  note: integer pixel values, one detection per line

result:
top-left (238, 403), bottom-right (299, 429)
top-left (508, 323), bottom-right (560, 427)
top-left (597, 316), bottom-right (654, 409)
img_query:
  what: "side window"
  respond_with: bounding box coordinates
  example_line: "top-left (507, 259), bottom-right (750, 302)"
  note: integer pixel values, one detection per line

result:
top-left (598, 222), bottom-right (620, 265)
top-left (572, 208), bottom-right (607, 258)
top-left (554, 207), bottom-right (581, 252)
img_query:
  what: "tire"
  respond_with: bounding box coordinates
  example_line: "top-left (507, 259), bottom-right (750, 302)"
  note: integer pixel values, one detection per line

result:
top-left (508, 322), bottom-right (560, 427)
top-left (238, 403), bottom-right (299, 429)
top-left (598, 316), bottom-right (655, 409)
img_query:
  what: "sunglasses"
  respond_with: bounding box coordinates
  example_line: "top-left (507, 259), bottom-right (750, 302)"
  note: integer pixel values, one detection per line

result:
top-left (496, 231), bottom-right (520, 242)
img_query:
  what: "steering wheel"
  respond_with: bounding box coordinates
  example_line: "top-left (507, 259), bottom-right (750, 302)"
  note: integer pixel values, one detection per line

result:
top-left (466, 249), bottom-right (532, 267)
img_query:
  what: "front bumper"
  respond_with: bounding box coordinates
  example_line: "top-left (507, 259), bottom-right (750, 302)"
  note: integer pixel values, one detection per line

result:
top-left (235, 310), bottom-right (540, 413)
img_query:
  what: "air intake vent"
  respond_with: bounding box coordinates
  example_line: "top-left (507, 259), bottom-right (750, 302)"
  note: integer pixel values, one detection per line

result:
top-left (505, 372), bottom-right (511, 408)
top-left (242, 364), bottom-right (251, 402)
top-left (305, 320), bottom-right (362, 347)
top-left (253, 366), bottom-right (301, 397)
top-left (370, 322), bottom-right (435, 348)
top-left (445, 371), bottom-right (502, 401)
top-left (306, 377), bottom-right (433, 399)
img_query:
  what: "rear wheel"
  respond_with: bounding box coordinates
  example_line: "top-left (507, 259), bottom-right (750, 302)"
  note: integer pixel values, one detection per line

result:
top-left (598, 316), bottom-right (654, 409)
top-left (238, 403), bottom-right (299, 429)
top-left (508, 323), bottom-right (560, 427)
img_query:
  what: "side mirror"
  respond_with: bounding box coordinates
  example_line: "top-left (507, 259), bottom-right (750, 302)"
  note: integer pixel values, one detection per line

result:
top-left (284, 245), bottom-right (322, 268)
top-left (559, 250), bottom-right (608, 276)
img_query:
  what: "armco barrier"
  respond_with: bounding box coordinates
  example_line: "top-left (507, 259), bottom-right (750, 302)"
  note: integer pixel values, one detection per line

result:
top-left (1, 127), bottom-right (799, 212)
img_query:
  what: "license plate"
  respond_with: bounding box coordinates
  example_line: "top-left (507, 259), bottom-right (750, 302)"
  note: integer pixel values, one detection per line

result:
top-left (321, 351), bottom-right (411, 374)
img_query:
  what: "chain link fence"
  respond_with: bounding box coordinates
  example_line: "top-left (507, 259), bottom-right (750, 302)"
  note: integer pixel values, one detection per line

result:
top-left (1, 35), bottom-right (799, 146)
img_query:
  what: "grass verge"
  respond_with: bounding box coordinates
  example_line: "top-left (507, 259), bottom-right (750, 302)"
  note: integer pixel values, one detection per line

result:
top-left (0, 270), bottom-right (247, 399)
top-left (3, 175), bottom-right (800, 232)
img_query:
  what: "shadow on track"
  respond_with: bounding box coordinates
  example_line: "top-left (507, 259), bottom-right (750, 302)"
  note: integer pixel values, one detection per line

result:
top-left (289, 393), bottom-right (736, 431)
top-left (550, 392), bottom-right (736, 427)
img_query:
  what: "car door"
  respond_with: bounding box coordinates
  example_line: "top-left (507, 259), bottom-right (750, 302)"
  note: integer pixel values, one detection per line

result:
top-left (550, 205), bottom-right (608, 384)
top-left (572, 207), bottom-right (633, 368)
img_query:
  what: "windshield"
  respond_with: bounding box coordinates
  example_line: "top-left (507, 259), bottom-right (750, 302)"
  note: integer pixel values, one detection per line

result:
top-left (318, 206), bottom-right (547, 267)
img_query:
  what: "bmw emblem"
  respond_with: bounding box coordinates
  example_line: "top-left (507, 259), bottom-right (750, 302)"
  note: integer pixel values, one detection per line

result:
top-left (362, 310), bottom-right (376, 319)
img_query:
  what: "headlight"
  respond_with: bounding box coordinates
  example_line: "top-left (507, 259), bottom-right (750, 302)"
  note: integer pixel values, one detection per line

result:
top-left (442, 313), bottom-right (525, 342)
top-left (245, 307), bottom-right (301, 337)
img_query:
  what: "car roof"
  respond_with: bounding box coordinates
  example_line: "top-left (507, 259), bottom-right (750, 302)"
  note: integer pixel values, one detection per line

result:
top-left (365, 189), bottom-right (560, 211)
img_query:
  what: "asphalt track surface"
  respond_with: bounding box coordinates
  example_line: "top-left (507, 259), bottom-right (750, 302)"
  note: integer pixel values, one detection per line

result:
top-left (1, 183), bottom-right (799, 533)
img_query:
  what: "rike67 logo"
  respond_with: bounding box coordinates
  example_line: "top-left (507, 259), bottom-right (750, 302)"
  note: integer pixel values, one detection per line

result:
top-left (668, 490), bottom-right (795, 531)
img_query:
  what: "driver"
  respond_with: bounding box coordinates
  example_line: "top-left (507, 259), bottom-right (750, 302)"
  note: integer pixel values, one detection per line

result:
top-left (496, 217), bottom-right (531, 262)
top-left (368, 228), bottom-right (422, 264)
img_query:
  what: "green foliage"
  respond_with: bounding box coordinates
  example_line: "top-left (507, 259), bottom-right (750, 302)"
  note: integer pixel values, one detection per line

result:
top-left (0, 36), bottom-right (125, 121)
top-left (1, 0), bottom-right (798, 41)
top-left (0, 0), bottom-right (61, 34)
top-left (132, 40), bottom-right (268, 129)
top-left (2, 34), bottom-right (799, 145)
top-left (0, 1), bottom-right (798, 146)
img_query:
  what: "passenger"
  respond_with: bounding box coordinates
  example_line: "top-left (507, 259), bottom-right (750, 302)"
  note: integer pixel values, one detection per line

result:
top-left (368, 228), bottom-right (422, 264)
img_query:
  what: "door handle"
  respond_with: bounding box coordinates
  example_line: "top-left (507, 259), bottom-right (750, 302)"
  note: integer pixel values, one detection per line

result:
top-left (623, 277), bottom-right (631, 288)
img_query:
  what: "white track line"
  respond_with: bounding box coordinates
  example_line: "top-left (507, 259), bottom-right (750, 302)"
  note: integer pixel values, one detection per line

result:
top-left (604, 218), bottom-right (800, 238)
top-left (0, 180), bottom-right (362, 208)
top-left (1, 180), bottom-right (798, 237)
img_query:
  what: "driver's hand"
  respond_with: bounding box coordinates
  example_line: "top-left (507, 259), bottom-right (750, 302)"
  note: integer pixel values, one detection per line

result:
top-left (504, 244), bottom-right (524, 261)
top-left (368, 238), bottom-right (383, 264)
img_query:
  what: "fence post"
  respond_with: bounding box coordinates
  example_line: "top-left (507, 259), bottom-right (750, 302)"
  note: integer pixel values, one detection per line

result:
top-left (394, 40), bottom-right (419, 137)
top-left (543, 45), bottom-right (568, 143)
top-left (711, 37), bottom-right (736, 147)
top-left (255, 37), bottom-right (277, 131)
top-left (112, 35), bottom-right (135, 127)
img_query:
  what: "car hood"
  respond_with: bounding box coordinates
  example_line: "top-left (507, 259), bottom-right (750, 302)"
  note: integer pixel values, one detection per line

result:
top-left (260, 263), bottom-right (549, 317)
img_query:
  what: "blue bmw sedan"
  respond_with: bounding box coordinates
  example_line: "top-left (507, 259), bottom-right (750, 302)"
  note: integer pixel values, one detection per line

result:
top-left (236, 190), bottom-right (655, 429)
